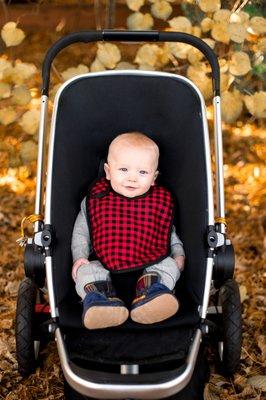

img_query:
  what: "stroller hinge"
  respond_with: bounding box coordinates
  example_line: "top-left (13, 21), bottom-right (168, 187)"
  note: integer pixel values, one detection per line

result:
top-left (207, 226), bottom-right (225, 248)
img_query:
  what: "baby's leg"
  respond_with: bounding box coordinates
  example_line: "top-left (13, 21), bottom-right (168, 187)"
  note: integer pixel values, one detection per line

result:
top-left (75, 261), bottom-right (128, 329)
top-left (130, 257), bottom-right (180, 324)
top-left (75, 260), bottom-right (111, 299)
top-left (144, 256), bottom-right (181, 290)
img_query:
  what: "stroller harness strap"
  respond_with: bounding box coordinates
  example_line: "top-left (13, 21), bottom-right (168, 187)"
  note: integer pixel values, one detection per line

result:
top-left (87, 178), bottom-right (174, 272)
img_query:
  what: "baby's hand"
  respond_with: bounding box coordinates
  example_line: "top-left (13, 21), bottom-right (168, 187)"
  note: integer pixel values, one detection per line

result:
top-left (72, 258), bottom-right (90, 280)
top-left (174, 255), bottom-right (185, 272)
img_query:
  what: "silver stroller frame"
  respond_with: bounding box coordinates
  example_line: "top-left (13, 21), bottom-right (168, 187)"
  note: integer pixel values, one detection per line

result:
top-left (32, 30), bottom-right (230, 399)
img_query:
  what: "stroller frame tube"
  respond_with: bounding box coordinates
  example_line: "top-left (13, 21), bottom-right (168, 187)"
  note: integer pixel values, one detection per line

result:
top-left (34, 95), bottom-right (49, 232)
top-left (213, 97), bottom-right (225, 233)
top-left (56, 327), bottom-right (202, 399)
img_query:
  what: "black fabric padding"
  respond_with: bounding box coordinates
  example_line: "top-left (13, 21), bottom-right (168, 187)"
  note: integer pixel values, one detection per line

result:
top-left (50, 74), bottom-right (209, 315)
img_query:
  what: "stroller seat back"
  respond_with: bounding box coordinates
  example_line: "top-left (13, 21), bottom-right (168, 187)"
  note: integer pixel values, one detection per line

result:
top-left (48, 71), bottom-right (211, 314)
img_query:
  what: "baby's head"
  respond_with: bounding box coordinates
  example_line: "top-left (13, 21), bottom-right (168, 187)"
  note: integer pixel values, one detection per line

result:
top-left (104, 132), bottom-right (159, 198)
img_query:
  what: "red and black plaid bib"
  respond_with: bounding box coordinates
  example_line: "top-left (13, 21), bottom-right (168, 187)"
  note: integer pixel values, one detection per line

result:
top-left (87, 178), bottom-right (174, 272)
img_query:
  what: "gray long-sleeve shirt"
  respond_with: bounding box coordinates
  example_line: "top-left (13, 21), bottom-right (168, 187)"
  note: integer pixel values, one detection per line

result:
top-left (71, 197), bottom-right (185, 263)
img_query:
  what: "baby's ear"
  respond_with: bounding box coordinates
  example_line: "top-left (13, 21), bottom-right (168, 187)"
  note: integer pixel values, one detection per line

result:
top-left (104, 163), bottom-right (111, 180)
top-left (152, 170), bottom-right (159, 185)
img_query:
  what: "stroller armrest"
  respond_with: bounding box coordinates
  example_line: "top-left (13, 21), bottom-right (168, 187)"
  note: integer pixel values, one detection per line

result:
top-left (56, 327), bottom-right (202, 399)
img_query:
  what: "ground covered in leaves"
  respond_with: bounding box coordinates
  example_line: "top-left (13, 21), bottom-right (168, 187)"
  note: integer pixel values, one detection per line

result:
top-left (0, 122), bottom-right (265, 399)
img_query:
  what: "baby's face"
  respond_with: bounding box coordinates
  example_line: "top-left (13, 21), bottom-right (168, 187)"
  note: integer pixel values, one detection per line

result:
top-left (104, 143), bottom-right (159, 198)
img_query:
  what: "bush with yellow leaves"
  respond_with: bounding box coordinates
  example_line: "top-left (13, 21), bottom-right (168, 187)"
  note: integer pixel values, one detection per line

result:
top-left (0, 1), bottom-right (265, 168)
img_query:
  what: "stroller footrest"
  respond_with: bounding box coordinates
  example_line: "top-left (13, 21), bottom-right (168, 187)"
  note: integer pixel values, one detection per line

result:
top-left (56, 327), bottom-right (202, 399)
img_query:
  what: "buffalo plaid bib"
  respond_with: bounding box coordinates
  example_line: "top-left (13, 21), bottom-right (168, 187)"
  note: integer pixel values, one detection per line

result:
top-left (87, 177), bottom-right (174, 272)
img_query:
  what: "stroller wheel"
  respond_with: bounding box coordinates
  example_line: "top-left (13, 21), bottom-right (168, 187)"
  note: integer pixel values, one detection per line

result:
top-left (218, 279), bottom-right (242, 375)
top-left (15, 277), bottom-right (41, 377)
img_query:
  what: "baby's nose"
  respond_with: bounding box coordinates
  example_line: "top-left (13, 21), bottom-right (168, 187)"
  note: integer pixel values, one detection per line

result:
top-left (128, 173), bottom-right (137, 182)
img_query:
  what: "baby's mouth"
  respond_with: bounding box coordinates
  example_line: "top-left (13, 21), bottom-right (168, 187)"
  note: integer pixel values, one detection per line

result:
top-left (125, 186), bottom-right (138, 190)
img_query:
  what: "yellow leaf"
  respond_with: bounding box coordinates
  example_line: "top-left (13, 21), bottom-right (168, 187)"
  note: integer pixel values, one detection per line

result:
top-left (115, 62), bottom-right (136, 70)
top-left (221, 90), bottom-right (243, 123)
top-left (20, 140), bottom-right (38, 163)
top-left (247, 375), bottom-right (266, 391)
top-left (228, 23), bottom-right (247, 44)
top-left (244, 92), bottom-right (266, 119)
top-left (138, 63), bottom-right (155, 71)
top-left (257, 37), bottom-right (266, 53)
top-left (192, 26), bottom-right (202, 38)
top-left (167, 42), bottom-right (191, 60)
top-left (90, 58), bottom-right (106, 72)
top-left (0, 82), bottom-right (11, 99)
top-left (201, 17), bottom-right (214, 33)
top-left (97, 43), bottom-right (121, 69)
top-left (239, 284), bottom-right (248, 303)
top-left (211, 22), bottom-right (230, 44)
top-left (151, 0), bottom-right (172, 21)
top-left (126, 0), bottom-right (145, 12)
top-left (127, 12), bottom-right (154, 30)
top-left (229, 52), bottom-right (251, 76)
top-left (134, 44), bottom-right (160, 67)
top-left (250, 16), bottom-right (266, 35)
top-left (11, 61), bottom-right (37, 84)
top-left (0, 107), bottom-right (17, 125)
top-left (213, 9), bottom-right (230, 22)
top-left (19, 109), bottom-right (40, 135)
top-left (11, 85), bottom-right (31, 105)
top-left (187, 64), bottom-right (212, 100)
top-left (1, 22), bottom-right (25, 47)
top-left (229, 11), bottom-right (249, 24)
top-left (61, 64), bottom-right (89, 81)
top-left (0, 57), bottom-right (12, 80)
top-left (198, 0), bottom-right (221, 13)
top-left (168, 16), bottom-right (192, 33)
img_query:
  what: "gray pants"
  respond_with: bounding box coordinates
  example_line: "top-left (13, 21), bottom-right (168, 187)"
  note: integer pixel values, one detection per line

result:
top-left (75, 257), bottom-right (180, 299)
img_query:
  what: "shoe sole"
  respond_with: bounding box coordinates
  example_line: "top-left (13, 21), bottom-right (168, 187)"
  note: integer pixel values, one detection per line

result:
top-left (84, 306), bottom-right (129, 329)
top-left (130, 293), bottom-right (179, 324)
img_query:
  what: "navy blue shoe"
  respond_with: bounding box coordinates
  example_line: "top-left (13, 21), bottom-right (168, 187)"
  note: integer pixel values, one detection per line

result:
top-left (82, 281), bottom-right (129, 329)
top-left (130, 274), bottom-right (179, 324)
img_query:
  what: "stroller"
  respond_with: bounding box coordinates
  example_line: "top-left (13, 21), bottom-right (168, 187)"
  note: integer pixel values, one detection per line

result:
top-left (15, 30), bottom-right (242, 399)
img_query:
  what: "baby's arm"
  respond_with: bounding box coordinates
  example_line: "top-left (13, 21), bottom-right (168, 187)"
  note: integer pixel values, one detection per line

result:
top-left (71, 197), bottom-right (92, 280)
top-left (170, 226), bottom-right (185, 271)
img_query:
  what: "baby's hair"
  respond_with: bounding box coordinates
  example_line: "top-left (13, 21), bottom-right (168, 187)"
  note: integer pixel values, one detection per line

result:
top-left (108, 132), bottom-right (159, 164)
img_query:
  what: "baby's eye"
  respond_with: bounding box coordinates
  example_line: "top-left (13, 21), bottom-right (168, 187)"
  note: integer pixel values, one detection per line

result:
top-left (119, 168), bottom-right (128, 172)
top-left (139, 170), bottom-right (148, 175)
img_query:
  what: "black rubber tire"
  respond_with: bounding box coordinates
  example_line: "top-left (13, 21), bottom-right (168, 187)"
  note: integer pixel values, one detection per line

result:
top-left (15, 277), bottom-right (39, 377)
top-left (218, 279), bottom-right (242, 375)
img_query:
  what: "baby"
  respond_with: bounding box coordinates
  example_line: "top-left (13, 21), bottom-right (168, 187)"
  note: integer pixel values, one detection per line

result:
top-left (71, 132), bottom-right (185, 329)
